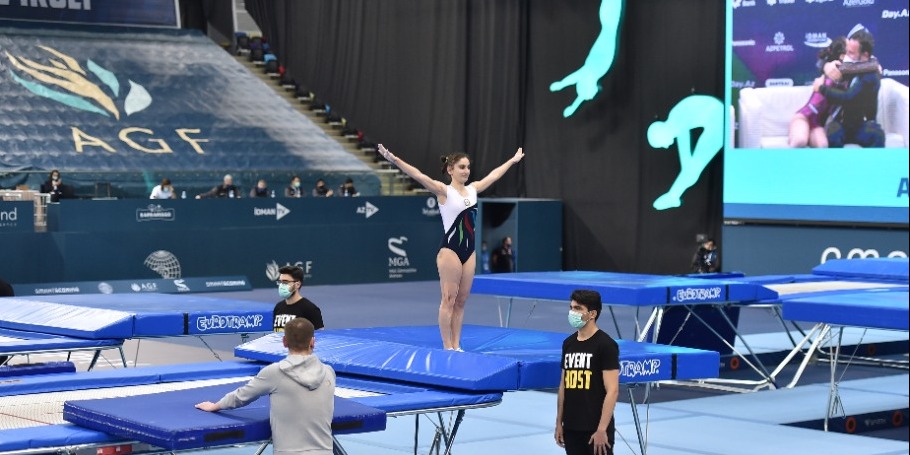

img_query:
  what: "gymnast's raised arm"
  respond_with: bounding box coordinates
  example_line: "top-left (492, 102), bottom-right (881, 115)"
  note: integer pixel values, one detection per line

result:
top-left (471, 148), bottom-right (525, 193)
top-left (378, 144), bottom-right (448, 197)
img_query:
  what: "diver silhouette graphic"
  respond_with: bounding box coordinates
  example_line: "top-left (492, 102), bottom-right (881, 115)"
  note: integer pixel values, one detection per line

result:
top-left (647, 95), bottom-right (724, 210)
top-left (549, 0), bottom-right (623, 118)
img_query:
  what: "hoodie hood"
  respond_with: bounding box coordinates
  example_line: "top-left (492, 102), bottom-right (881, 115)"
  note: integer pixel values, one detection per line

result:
top-left (279, 354), bottom-right (329, 390)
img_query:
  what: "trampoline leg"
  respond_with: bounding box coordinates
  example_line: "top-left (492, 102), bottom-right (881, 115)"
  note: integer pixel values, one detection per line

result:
top-left (118, 346), bottom-right (128, 368)
top-left (824, 328), bottom-right (845, 432)
top-left (414, 414), bottom-right (420, 455)
top-left (637, 307), bottom-right (660, 342)
top-left (628, 387), bottom-right (647, 455)
top-left (197, 336), bottom-right (223, 361)
top-left (785, 324), bottom-right (831, 389)
top-left (332, 435), bottom-right (349, 455)
top-left (608, 305), bottom-right (622, 340)
top-left (88, 350), bottom-right (102, 371)
top-left (442, 410), bottom-right (465, 455)
top-left (764, 323), bottom-right (823, 388)
top-left (254, 439), bottom-right (272, 455)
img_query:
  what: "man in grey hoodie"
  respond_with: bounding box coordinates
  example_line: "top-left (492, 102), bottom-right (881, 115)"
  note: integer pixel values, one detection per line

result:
top-left (195, 318), bottom-right (335, 454)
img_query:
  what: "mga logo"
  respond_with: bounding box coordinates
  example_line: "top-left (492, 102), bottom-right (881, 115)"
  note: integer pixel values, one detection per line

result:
top-left (356, 201), bottom-right (379, 219)
top-left (388, 236), bottom-right (416, 278)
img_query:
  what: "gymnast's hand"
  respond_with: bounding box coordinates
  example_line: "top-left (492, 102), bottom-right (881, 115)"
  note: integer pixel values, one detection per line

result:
top-left (377, 144), bottom-right (397, 164)
top-left (195, 401), bottom-right (221, 412)
top-left (510, 147), bottom-right (525, 164)
top-left (554, 424), bottom-right (565, 447)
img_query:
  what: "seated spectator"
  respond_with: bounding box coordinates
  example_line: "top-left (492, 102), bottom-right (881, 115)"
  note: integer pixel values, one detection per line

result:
top-left (338, 178), bottom-right (359, 197)
top-left (149, 178), bottom-right (176, 199)
top-left (312, 178), bottom-right (334, 197)
top-left (196, 174), bottom-right (240, 199)
top-left (285, 176), bottom-right (304, 198)
top-left (250, 179), bottom-right (271, 198)
top-left (39, 169), bottom-right (75, 202)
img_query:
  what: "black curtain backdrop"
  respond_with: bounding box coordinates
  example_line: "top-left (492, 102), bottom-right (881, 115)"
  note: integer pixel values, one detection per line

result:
top-left (247, 0), bottom-right (725, 274)
top-left (179, 0), bottom-right (235, 42)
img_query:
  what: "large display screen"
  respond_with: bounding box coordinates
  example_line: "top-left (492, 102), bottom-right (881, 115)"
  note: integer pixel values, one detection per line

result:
top-left (724, 0), bottom-right (909, 225)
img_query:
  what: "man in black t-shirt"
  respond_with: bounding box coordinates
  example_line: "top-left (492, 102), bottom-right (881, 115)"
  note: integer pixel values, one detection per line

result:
top-left (273, 265), bottom-right (324, 332)
top-left (555, 289), bottom-right (620, 455)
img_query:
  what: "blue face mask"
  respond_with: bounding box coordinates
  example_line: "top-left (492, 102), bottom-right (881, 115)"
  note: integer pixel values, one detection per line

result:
top-left (278, 283), bottom-right (294, 299)
top-left (568, 310), bottom-right (587, 329)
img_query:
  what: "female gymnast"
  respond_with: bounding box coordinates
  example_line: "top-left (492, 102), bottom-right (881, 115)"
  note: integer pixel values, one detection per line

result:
top-left (787, 37), bottom-right (847, 148)
top-left (378, 144), bottom-right (524, 351)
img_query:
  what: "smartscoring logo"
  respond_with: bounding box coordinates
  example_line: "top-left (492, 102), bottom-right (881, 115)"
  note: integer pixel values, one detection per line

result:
top-left (253, 203), bottom-right (290, 221)
top-left (619, 359), bottom-right (662, 380)
top-left (136, 204), bottom-right (175, 222)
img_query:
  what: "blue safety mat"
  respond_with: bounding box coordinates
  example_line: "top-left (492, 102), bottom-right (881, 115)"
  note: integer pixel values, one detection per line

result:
top-left (0, 424), bottom-right (120, 453)
top-left (0, 328), bottom-right (121, 353)
top-left (63, 383), bottom-right (387, 451)
top-left (812, 258), bottom-right (909, 282)
top-left (0, 294), bottom-right (273, 338)
top-left (236, 326), bottom-right (719, 389)
top-left (471, 271), bottom-right (769, 306)
top-left (0, 361), bottom-right (75, 377)
top-left (782, 289), bottom-right (909, 331)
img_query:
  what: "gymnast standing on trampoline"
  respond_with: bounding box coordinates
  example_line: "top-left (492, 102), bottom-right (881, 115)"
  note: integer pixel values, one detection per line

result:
top-left (378, 143), bottom-right (524, 351)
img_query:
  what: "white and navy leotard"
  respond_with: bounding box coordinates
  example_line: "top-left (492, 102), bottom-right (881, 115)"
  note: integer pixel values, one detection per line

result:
top-left (438, 185), bottom-right (478, 264)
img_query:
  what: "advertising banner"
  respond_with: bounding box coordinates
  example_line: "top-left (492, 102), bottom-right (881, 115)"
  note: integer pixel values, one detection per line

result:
top-left (0, 0), bottom-right (179, 28)
top-left (12, 276), bottom-right (251, 296)
top-left (0, 201), bottom-right (33, 233)
top-left (722, 224), bottom-right (909, 275)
